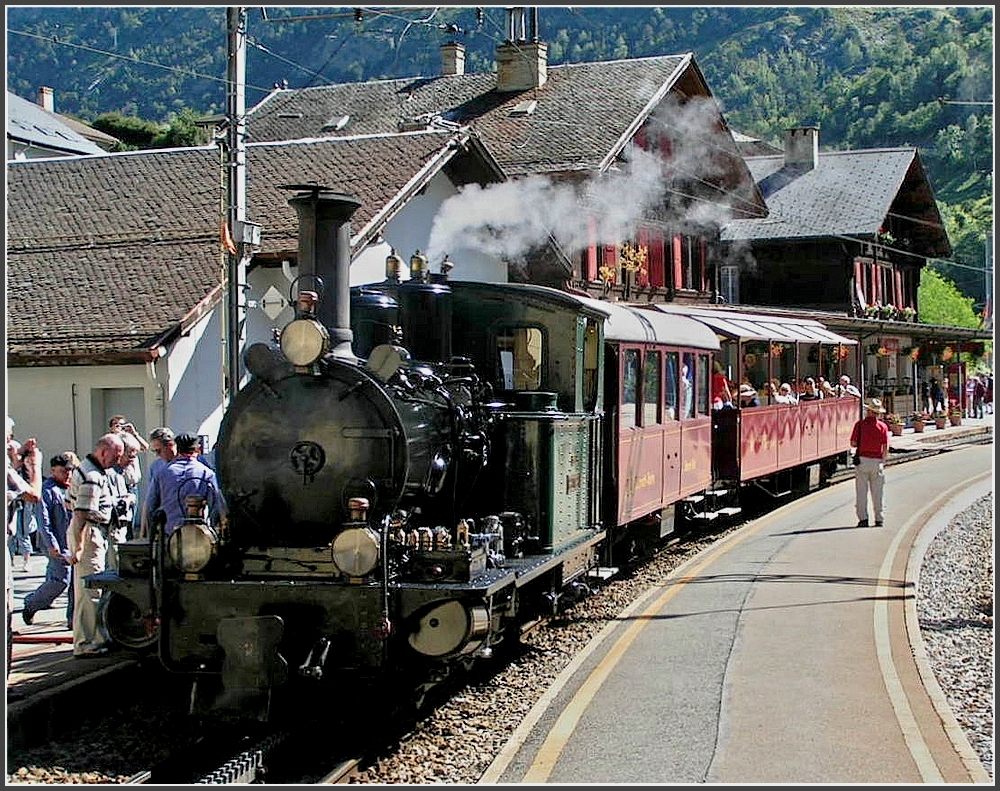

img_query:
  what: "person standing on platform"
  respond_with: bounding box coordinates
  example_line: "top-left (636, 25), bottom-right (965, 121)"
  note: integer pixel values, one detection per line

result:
top-left (850, 398), bottom-right (890, 528)
top-left (930, 378), bottom-right (946, 412)
top-left (22, 453), bottom-right (76, 627)
top-left (67, 433), bottom-right (124, 658)
top-left (106, 434), bottom-right (140, 570)
top-left (139, 427), bottom-right (176, 540)
top-left (145, 433), bottom-right (226, 538)
top-left (8, 434), bottom-right (43, 572)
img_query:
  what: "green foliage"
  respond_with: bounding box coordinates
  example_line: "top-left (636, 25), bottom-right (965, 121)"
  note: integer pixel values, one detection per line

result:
top-left (92, 111), bottom-right (163, 149)
top-left (917, 267), bottom-right (981, 328)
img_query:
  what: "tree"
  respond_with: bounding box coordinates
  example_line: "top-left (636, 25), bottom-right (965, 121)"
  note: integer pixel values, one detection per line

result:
top-left (917, 266), bottom-right (980, 328)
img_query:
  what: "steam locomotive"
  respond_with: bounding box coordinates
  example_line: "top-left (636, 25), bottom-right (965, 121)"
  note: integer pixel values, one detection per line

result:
top-left (97, 188), bottom-right (859, 717)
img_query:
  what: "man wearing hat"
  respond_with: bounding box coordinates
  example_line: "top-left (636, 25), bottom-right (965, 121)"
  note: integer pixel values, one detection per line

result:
top-left (738, 383), bottom-right (761, 408)
top-left (849, 398), bottom-right (890, 527)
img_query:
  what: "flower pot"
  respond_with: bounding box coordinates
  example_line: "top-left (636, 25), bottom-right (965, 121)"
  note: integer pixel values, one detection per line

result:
top-left (912, 421), bottom-right (925, 433)
top-left (949, 415), bottom-right (962, 426)
top-left (890, 423), bottom-right (904, 436)
top-left (934, 417), bottom-right (947, 429)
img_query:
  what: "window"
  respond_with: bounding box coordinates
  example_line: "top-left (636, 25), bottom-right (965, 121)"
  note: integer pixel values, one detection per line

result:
top-left (720, 264), bottom-right (739, 304)
top-left (680, 352), bottom-right (695, 419)
top-left (621, 348), bottom-right (640, 428)
top-left (696, 353), bottom-right (710, 415)
top-left (664, 352), bottom-right (679, 421)
top-left (497, 326), bottom-right (543, 391)
top-left (583, 319), bottom-right (600, 411)
top-left (642, 350), bottom-right (661, 425)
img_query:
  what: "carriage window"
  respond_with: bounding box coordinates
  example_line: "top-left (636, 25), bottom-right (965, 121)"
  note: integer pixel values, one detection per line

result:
top-left (681, 352), bottom-right (695, 419)
top-left (697, 353), bottom-right (710, 416)
top-left (742, 341), bottom-right (768, 401)
top-left (621, 348), bottom-right (640, 428)
top-left (664, 352), bottom-right (679, 421)
top-left (642, 350), bottom-right (661, 425)
top-left (497, 326), bottom-right (543, 391)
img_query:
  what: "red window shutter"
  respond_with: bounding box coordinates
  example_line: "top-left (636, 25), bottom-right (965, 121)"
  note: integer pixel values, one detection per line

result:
top-left (894, 269), bottom-right (903, 306)
top-left (585, 217), bottom-right (598, 281)
top-left (648, 230), bottom-right (665, 288)
top-left (871, 263), bottom-right (881, 304)
top-left (672, 235), bottom-right (683, 289)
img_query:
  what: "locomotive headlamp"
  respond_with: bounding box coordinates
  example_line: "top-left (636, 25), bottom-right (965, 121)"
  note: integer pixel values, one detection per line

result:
top-left (168, 522), bottom-right (218, 574)
top-left (280, 318), bottom-right (330, 367)
top-left (331, 527), bottom-right (380, 577)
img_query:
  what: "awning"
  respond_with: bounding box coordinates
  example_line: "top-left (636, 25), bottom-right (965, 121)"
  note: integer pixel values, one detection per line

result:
top-left (652, 305), bottom-right (857, 346)
top-left (581, 299), bottom-right (720, 350)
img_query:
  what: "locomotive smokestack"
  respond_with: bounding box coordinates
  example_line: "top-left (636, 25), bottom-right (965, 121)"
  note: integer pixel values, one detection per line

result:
top-left (287, 187), bottom-right (362, 361)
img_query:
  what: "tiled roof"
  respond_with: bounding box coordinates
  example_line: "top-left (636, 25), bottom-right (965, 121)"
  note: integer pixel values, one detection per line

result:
top-left (247, 55), bottom-right (691, 177)
top-left (6, 91), bottom-right (107, 157)
top-left (7, 131), bottom-right (488, 362)
top-left (720, 148), bottom-right (917, 242)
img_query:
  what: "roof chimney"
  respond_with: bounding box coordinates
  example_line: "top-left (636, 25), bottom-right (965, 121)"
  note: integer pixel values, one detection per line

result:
top-left (38, 86), bottom-right (54, 113)
top-left (441, 42), bottom-right (465, 76)
top-left (785, 126), bottom-right (819, 170)
top-left (496, 7), bottom-right (547, 92)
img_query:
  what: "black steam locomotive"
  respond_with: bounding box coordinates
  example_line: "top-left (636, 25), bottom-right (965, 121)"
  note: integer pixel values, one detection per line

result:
top-left (97, 188), bottom-right (854, 717)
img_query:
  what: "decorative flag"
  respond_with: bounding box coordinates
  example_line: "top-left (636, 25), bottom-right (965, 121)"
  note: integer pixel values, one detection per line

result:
top-left (221, 220), bottom-right (237, 255)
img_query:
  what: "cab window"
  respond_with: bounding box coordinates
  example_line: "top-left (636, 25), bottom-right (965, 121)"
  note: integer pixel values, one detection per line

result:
top-left (497, 326), bottom-right (543, 391)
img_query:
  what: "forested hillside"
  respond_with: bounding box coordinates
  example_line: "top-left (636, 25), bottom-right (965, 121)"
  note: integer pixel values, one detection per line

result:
top-left (6, 6), bottom-right (993, 303)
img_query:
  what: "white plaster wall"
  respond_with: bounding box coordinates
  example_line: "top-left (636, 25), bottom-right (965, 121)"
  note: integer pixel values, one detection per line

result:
top-left (6, 364), bottom-right (153, 461)
top-left (162, 305), bottom-right (226, 442)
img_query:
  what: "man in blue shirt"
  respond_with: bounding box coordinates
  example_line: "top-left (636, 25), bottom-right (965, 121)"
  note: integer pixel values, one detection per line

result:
top-left (23, 453), bottom-right (76, 626)
top-left (139, 427), bottom-right (176, 539)
top-left (146, 433), bottom-right (226, 537)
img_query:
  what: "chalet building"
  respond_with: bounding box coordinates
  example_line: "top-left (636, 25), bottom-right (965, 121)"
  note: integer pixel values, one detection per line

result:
top-left (720, 125), bottom-right (989, 416)
top-left (721, 125), bottom-right (950, 316)
top-left (244, 8), bottom-right (767, 299)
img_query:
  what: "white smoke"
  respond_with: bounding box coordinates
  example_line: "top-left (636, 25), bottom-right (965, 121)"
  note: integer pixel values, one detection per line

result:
top-left (425, 93), bottom-right (740, 265)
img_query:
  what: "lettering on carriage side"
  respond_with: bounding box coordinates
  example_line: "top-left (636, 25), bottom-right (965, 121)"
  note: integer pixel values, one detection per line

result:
top-left (683, 459), bottom-right (697, 472)
top-left (634, 472), bottom-right (656, 490)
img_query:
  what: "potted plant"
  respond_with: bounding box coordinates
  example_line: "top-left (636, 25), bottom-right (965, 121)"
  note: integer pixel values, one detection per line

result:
top-left (949, 405), bottom-right (963, 426)
top-left (885, 412), bottom-right (904, 436)
top-left (910, 411), bottom-right (928, 433)
top-left (932, 409), bottom-right (948, 429)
